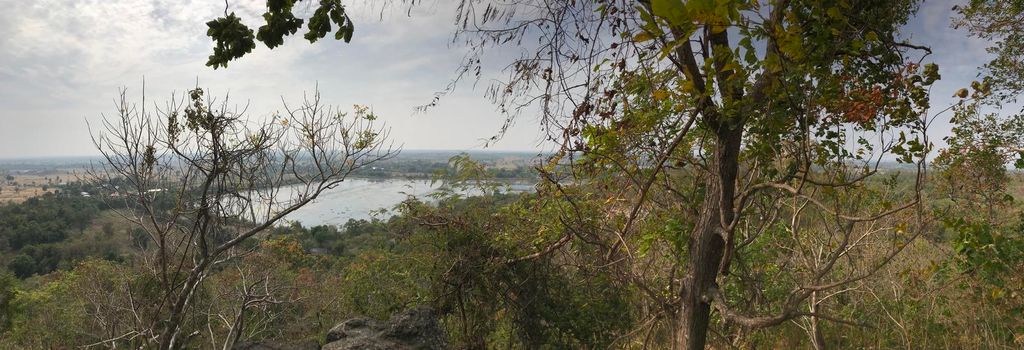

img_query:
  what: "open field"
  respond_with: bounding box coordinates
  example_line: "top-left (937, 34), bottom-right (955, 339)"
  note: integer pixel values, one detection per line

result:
top-left (0, 170), bottom-right (84, 204)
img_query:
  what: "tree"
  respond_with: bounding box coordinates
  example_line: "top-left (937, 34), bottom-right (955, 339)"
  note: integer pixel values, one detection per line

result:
top-left (90, 86), bottom-right (395, 349)
top-left (203, 1), bottom-right (938, 348)
top-left (932, 93), bottom-right (1024, 342)
top-left (954, 0), bottom-right (1024, 102)
top-left (933, 87), bottom-right (1023, 220)
top-left (0, 270), bottom-right (14, 332)
top-left (938, 5), bottom-right (1024, 337)
top-left (948, 0), bottom-right (1024, 218)
top-left (7, 255), bottom-right (34, 279)
top-left (200, 238), bottom-right (307, 350)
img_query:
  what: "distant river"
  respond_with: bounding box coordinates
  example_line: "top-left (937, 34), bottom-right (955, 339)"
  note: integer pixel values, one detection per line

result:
top-left (281, 178), bottom-right (532, 227)
top-left (280, 178), bottom-right (437, 227)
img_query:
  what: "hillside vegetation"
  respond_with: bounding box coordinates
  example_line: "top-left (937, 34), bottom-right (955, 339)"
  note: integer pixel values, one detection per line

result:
top-left (3, 0), bottom-right (1024, 349)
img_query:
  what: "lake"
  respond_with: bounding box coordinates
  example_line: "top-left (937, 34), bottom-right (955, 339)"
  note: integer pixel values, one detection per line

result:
top-left (280, 178), bottom-right (438, 227)
top-left (281, 178), bottom-right (533, 227)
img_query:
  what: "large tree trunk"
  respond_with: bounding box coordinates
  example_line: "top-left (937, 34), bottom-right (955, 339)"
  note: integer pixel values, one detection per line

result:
top-left (677, 125), bottom-right (743, 350)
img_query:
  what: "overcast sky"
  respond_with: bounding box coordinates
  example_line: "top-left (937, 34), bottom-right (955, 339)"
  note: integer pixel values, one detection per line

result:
top-left (0, 0), bottom-right (994, 159)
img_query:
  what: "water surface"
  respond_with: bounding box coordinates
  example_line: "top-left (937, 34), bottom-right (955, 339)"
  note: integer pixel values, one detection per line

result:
top-left (283, 178), bottom-right (439, 227)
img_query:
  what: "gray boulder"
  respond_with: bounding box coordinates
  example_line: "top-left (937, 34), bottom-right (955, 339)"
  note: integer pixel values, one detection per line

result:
top-left (323, 306), bottom-right (448, 350)
top-left (232, 340), bottom-right (320, 350)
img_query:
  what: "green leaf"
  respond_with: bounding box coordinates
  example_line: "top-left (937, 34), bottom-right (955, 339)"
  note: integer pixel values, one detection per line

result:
top-left (633, 31), bottom-right (655, 42)
top-left (651, 0), bottom-right (688, 26)
top-left (923, 63), bottom-right (941, 84)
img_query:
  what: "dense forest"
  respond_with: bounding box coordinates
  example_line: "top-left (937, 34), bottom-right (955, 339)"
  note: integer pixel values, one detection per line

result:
top-left (2, 0), bottom-right (1024, 349)
top-left (1, 157), bottom-right (1022, 349)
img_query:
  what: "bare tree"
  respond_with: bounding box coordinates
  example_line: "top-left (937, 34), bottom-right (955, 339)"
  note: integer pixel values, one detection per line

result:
top-left (89, 86), bottom-right (396, 349)
top-left (202, 265), bottom-right (295, 350)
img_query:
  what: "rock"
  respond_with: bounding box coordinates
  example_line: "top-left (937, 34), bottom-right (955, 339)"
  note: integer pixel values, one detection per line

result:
top-left (326, 317), bottom-right (382, 343)
top-left (323, 306), bottom-right (448, 350)
top-left (233, 340), bottom-right (320, 350)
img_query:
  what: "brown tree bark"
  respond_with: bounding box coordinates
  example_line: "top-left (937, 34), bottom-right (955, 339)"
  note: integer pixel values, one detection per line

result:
top-left (678, 124), bottom-right (743, 350)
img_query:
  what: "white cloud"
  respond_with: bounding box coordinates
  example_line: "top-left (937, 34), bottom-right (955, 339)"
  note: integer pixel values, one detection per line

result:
top-left (0, 0), bottom-right (999, 158)
top-left (0, 0), bottom-right (544, 158)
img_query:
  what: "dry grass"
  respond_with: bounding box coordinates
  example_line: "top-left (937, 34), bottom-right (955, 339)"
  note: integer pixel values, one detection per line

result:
top-left (0, 170), bottom-right (82, 204)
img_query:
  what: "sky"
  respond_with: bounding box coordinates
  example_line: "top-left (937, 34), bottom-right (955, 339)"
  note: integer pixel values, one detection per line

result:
top-left (0, 0), bottom-right (995, 159)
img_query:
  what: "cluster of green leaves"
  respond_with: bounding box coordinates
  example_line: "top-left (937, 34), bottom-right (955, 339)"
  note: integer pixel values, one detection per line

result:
top-left (945, 217), bottom-right (1024, 291)
top-left (931, 213), bottom-right (1024, 344)
top-left (206, 0), bottom-right (354, 68)
top-left (206, 14), bottom-right (257, 69)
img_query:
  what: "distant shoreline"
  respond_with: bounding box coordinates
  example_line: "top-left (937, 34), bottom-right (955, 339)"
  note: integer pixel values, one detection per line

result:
top-left (0, 149), bottom-right (551, 163)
